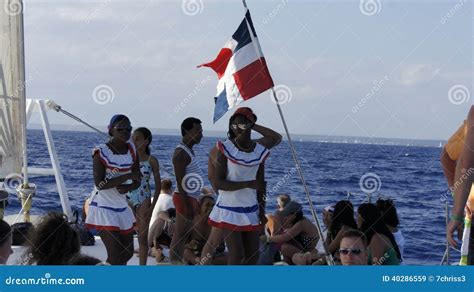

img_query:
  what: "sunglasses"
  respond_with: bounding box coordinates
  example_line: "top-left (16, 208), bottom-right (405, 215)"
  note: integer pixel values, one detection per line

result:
top-left (114, 126), bottom-right (133, 132)
top-left (231, 123), bottom-right (252, 130)
top-left (339, 248), bottom-right (363, 255)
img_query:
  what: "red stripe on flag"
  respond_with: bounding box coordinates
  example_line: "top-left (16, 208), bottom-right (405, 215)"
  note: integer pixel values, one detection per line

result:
top-left (233, 57), bottom-right (274, 100)
top-left (197, 48), bottom-right (233, 79)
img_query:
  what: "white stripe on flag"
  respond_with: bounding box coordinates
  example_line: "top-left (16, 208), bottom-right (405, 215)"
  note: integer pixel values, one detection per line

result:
top-left (223, 38), bottom-right (238, 51)
top-left (226, 41), bottom-right (261, 75)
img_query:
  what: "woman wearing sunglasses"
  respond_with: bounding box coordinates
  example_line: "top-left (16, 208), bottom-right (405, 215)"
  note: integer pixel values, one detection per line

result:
top-left (203, 107), bottom-right (282, 265)
top-left (86, 114), bottom-right (141, 265)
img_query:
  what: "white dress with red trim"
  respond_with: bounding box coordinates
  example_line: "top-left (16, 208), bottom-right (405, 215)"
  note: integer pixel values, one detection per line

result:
top-left (208, 139), bottom-right (270, 231)
top-left (85, 142), bottom-right (136, 234)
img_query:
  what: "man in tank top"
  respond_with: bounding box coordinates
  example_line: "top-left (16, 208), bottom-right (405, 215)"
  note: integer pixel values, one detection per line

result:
top-left (169, 117), bottom-right (204, 264)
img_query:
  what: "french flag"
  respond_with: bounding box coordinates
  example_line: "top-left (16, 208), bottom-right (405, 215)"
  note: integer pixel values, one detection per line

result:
top-left (198, 11), bottom-right (274, 123)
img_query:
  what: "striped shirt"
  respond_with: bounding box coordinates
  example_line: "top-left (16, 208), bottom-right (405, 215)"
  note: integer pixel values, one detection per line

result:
top-left (174, 143), bottom-right (203, 199)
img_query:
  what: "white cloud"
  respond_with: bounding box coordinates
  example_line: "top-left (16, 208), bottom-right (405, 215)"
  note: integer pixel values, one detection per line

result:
top-left (398, 64), bottom-right (437, 86)
top-left (53, 6), bottom-right (92, 22)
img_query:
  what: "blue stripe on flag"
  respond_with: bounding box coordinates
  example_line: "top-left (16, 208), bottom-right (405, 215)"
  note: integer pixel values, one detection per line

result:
top-left (245, 11), bottom-right (257, 38)
top-left (213, 86), bottom-right (229, 123)
top-left (232, 18), bottom-right (252, 52)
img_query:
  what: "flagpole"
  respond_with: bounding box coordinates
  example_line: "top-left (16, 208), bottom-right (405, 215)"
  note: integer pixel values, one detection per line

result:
top-left (270, 88), bottom-right (335, 266)
top-left (242, 0), bottom-right (335, 266)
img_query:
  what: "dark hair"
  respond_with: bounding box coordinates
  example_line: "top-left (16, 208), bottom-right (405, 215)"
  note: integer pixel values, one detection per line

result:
top-left (161, 179), bottom-right (173, 191)
top-left (68, 254), bottom-right (102, 265)
top-left (134, 127), bottom-right (152, 155)
top-left (329, 200), bottom-right (357, 238)
top-left (376, 199), bottom-right (400, 228)
top-left (292, 211), bottom-right (304, 224)
top-left (23, 212), bottom-right (80, 265)
top-left (181, 117), bottom-right (201, 137)
top-left (358, 203), bottom-right (401, 261)
top-left (108, 115), bottom-right (130, 136)
top-left (0, 219), bottom-right (11, 247)
top-left (341, 229), bottom-right (368, 248)
top-left (167, 208), bottom-right (176, 219)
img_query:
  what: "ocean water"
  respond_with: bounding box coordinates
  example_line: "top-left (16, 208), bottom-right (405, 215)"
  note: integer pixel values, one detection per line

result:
top-left (4, 129), bottom-right (455, 265)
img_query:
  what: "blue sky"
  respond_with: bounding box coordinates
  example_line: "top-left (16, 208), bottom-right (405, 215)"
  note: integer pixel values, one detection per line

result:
top-left (23, 0), bottom-right (472, 140)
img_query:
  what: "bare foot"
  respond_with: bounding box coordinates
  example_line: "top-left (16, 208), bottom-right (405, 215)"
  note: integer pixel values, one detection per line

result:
top-left (154, 248), bottom-right (164, 263)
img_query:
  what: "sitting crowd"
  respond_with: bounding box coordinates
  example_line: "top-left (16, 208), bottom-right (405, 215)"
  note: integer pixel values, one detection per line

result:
top-left (260, 195), bottom-right (404, 266)
top-left (0, 188), bottom-right (404, 266)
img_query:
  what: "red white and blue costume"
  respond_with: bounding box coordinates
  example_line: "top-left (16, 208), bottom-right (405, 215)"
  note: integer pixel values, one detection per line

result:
top-left (85, 142), bottom-right (137, 234)
top-left (208, 139), bottom-right (270, 231)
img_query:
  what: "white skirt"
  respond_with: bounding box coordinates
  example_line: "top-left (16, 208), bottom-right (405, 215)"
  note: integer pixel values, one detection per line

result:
top-left (85, 190), bottom-right (136, 234)
top-left (208, 203), bottom-right (261, 232)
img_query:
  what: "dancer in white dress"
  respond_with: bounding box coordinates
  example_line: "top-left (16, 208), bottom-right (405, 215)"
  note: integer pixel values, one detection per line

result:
top-left (85, 114), bottom-right (141, 265)
top-left (203, 107), bottom-right (282, 265)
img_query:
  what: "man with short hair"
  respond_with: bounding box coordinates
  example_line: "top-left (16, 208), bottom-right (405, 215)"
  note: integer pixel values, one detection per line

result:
top-left (339, 229), bottom-right (369, 266)
top-left (169, 117), bottom-right (204, 264)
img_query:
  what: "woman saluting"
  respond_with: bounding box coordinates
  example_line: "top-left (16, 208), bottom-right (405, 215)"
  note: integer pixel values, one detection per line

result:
top-left (204, 107), bottom-right (281, 265)
top-left (85, 114), bottom-right (141, 265)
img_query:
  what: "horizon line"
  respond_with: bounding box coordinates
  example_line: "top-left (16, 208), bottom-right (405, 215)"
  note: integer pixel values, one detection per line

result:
top-left (28, 123), bottom-right (447, 144)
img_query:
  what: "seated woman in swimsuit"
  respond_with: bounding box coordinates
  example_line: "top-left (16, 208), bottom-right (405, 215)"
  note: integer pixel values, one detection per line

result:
top-left (261, 201), bottom-right (319, 264)
top-left (327, 200), bottom-right (358, 256)
top-left (183, 194), bottom-right (227, 265)
top-left (265, 194), bottom-right (291, 236)
top-left (357, 203), bottom-right (402, 265)
top-left (376, 198), bottom-right (405, 261)
top-left (306, 200), bottom-right (357, 265)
